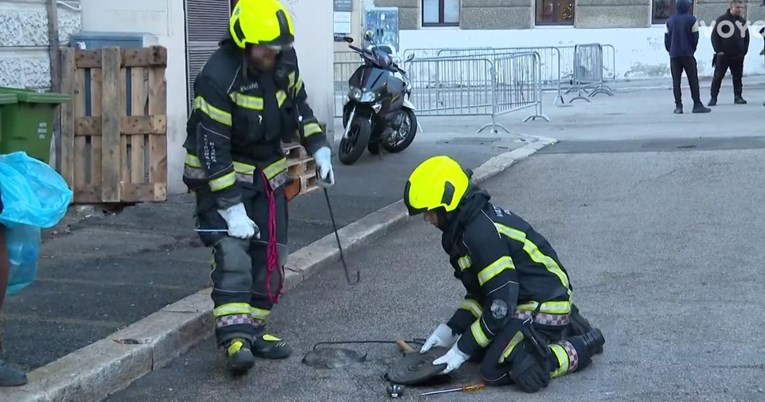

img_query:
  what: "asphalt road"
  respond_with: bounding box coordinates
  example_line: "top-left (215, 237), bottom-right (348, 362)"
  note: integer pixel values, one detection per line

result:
top-left (106, 138), bottom-right (765, 402)
top-left (0, 135), bottom-right (522, 372)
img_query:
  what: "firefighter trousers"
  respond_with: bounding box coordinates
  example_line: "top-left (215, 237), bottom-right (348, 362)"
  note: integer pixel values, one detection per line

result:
top-left (480, 310), bottom-right (596, 392)
top-left (194, 172), bottom-right (289, 346)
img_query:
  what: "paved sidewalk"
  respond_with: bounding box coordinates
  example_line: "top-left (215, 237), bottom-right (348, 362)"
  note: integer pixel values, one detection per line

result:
top-left (107, 143), bottom-right (765, 402)
top-left (0, 133), bottom-right (524, 372)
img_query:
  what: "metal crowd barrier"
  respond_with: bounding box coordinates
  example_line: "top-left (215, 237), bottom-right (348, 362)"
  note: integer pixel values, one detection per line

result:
top-left (434, 47), bottom-right (565, 105)
top-left (564, 43), bottom-right (615, 102)
top-left (405, 52), bottom-right (548, 134)
top-left (396, 44), bottom-right (618, 105)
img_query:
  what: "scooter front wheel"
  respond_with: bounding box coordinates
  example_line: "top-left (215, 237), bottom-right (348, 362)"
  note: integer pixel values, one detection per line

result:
top-left (338, 116), bottom-right (371, 165)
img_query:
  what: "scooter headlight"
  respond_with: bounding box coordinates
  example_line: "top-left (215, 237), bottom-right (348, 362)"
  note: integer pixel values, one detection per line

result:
top-left (359, 91), bottom-right (378, 102)
top-left (348, 87), bottom-right (363, 101)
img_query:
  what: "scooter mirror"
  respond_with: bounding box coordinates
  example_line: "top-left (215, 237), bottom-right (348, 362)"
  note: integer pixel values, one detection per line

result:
top-left (363, 30), bottom-right (375, 41)
top-left (405, 53), bottom-right (415, 62)
top-left (343, 36), bottom-right (353, 44)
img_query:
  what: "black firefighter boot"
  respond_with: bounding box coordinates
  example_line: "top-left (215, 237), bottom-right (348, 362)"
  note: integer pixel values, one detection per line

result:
top-left (251, 326), bottom-right (292, 360)
top-left (224, 338), bottom-right (256, 374)
top-left (734, 95), bottom-right (747, 105)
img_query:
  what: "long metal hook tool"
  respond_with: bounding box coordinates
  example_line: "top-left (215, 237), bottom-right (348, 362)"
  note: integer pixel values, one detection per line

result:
top-left (323, 185), bottom-right (359, 285)
top-left (316, 166), bottom-right (359, 285)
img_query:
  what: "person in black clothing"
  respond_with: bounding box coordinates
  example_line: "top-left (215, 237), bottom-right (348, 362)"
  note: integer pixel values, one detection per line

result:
top-left (665, 0), bottom-right (710, 114)
top-left (709, 0), bottom-right (749, 106)
top-left (183, 0), bottom-right (335, 374)
top-left (405, 155), bottom-right (605, 393)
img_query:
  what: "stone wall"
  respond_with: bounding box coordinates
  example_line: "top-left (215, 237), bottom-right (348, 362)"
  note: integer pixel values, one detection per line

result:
top-left (462, 0), bottom-right (534, 29)
top-left (0, 0), bottom-right (82, 89)
top-left (575, 0), bottom-right (650, 28)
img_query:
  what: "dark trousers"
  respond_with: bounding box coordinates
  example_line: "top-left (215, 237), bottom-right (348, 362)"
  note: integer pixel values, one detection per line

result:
top-left (670, 56), bottom-right (702, 106)
top-left (194, 171), bottom-right (289, 346)
top-left (479, 317), bottom-right (593, 389)
top-left (710, 54), bottom-right (744, 98)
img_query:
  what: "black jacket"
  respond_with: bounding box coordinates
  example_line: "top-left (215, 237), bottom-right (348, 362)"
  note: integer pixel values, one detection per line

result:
top-left (440, 184), bottom-right (573, 357)
top-left (711, 10), bottom-right (750, 57)
top-left (182, 39), bottom-right (329, 210)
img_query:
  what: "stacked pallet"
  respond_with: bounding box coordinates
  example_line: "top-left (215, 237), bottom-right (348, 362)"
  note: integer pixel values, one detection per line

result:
top-left (280, 121), bottom-right (325, 195)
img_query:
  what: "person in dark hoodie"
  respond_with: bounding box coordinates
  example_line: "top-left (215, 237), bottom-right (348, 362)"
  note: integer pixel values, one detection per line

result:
top-left (665, 0), bottom-right (710, 114)
top-left (405, 155), bottom-right (605, 393)
top-left (709, 0), bottom-right (749, 106)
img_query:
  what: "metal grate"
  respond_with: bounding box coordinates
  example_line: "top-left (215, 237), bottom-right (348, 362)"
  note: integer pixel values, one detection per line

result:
top-left (186, 0), bottom-right (230, 42)
top-left (185, 0), bottom-right (231, 111)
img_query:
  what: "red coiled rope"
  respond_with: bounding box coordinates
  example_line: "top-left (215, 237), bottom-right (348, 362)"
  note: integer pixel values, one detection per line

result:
top-left (261, 171), bottom-right (283, 304)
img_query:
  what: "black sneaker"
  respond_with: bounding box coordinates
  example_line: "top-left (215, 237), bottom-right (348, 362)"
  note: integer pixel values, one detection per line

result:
top-left (224, 338), bottom-right (255, 374)
top-left (692, 104), bottom-right (711, 113)
top-left (708, 98), bottom-right (717, 106)
top-left (252, 333), bottom-right (292, 359)
top-left (0, 360), bottom-right (27, 387)
top-left (734, 96), bottom-right (747, 104)
top-left (674, 106), bottom-right (683, 114)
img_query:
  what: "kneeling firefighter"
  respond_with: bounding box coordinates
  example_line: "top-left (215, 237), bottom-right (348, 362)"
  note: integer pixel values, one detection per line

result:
top-left (404, 155), bottom-right (604, 393)
top-left (182, 0), bottom-right (335, 374)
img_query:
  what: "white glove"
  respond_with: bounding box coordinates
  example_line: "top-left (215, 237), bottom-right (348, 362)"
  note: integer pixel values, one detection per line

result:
top-left (313, 146), bottom-right (335, 188)
top-left (432, 342), bottom-right (470, 374)
top-left (420, 323), bottom-right (459, 354)
top-left (217, 203), bottom-right (259, 239)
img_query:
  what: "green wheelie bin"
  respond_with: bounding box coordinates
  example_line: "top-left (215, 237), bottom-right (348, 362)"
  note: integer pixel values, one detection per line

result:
top-left (0, 93), bottom-right (18, 148)
top-left (0, 86), bottom-right (70, 164)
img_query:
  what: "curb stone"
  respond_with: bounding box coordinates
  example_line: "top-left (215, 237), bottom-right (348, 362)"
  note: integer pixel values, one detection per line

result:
top-left (0, 135), bottom-right (557, 402)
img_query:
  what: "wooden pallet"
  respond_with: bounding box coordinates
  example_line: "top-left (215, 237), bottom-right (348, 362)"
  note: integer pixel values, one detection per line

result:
top-left (58, 46), bottom-right (168, 204)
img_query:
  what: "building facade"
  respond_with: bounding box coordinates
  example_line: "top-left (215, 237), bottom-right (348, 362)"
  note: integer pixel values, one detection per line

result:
top-left (0, 0), bottom-right (81, 89)
top-left (362, 0), bottom-right (765, 79)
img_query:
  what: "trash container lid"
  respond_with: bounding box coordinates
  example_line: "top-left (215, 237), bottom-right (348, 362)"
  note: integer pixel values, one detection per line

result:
top-left (0, 93), bottom-right (17, 105)
top-left (0, 86), bottom-right (70, 104)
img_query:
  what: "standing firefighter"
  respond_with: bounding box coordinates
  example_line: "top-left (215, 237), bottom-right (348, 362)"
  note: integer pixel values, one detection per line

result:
top-left (182, 0), bottom-right (335, 374)
top-left (404, 155), bottom-right (604, 393)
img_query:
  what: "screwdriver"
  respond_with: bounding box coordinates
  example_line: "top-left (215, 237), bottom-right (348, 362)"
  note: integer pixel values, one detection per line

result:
top-left (420, 383), bottom-right (486, 396)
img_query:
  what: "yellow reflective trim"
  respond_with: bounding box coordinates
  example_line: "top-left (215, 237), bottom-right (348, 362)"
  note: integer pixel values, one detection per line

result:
top-left (288, 71), bottom-right (296, 88)
top-left (185, 153), bottom-right (202, 168)
top-left (214, 302), bottom-right (251, 317)
top-left (470, 320), bottom-right (490, 347)
top-left (233, 161), bottom-right (255, 175)
top-left (262, 158), bottom-right (287, 179)
top-left (500, 331), bottom-right (524, 363)
top-left (550, 344), bottom-right (569, 378)
top-left (230, 92), bottom-right (264, 110)
top-left (263, 334), bottom-right (282, 342)
top-left (209, 171), bottom-right (236, 192)
top-left (494, 223), bottom-right (571, 293)
top-left (477, 256), bottom-right (514, 286)
top-left (303, 122), bottom-right (322, 137)
top-left (458, 255), bottom-right (471, 270)
top-left (249, 307), bottom-right (270, 321)
top-left (294, 78), bottom-right (303, 94)
top-left (276, 90), bottom-right (287, 107)
top-left (517, 300), bottom-right (571, 315)
top-left (194, 96), bottom-right (232, 126)
top-left (459, 299), bottom-right (482, 318)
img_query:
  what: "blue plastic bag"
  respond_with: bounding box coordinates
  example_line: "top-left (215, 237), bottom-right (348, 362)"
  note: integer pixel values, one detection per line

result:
top-left (0, 151), bottom-right (72, 295)
top-left (4, 224), bottom-right (41, 295)
top-left (0, 151), bottom-right (72, 229)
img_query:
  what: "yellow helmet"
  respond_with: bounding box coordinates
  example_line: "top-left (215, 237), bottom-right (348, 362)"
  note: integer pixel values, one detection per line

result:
top-left (404, 155), bottom-right (470, 216)
top-left (229, 0), bottom-right (295, 50)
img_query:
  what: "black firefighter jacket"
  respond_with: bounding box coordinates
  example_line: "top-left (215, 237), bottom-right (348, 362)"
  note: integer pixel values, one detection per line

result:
top-left (441, 186), bottom-right (573, 357)
top-left (183, 39), bottom-right (329, 210)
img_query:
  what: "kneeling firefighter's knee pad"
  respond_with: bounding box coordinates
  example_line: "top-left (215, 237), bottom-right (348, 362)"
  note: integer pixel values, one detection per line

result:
top-left (509, 344), bottom-right (551, 393)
